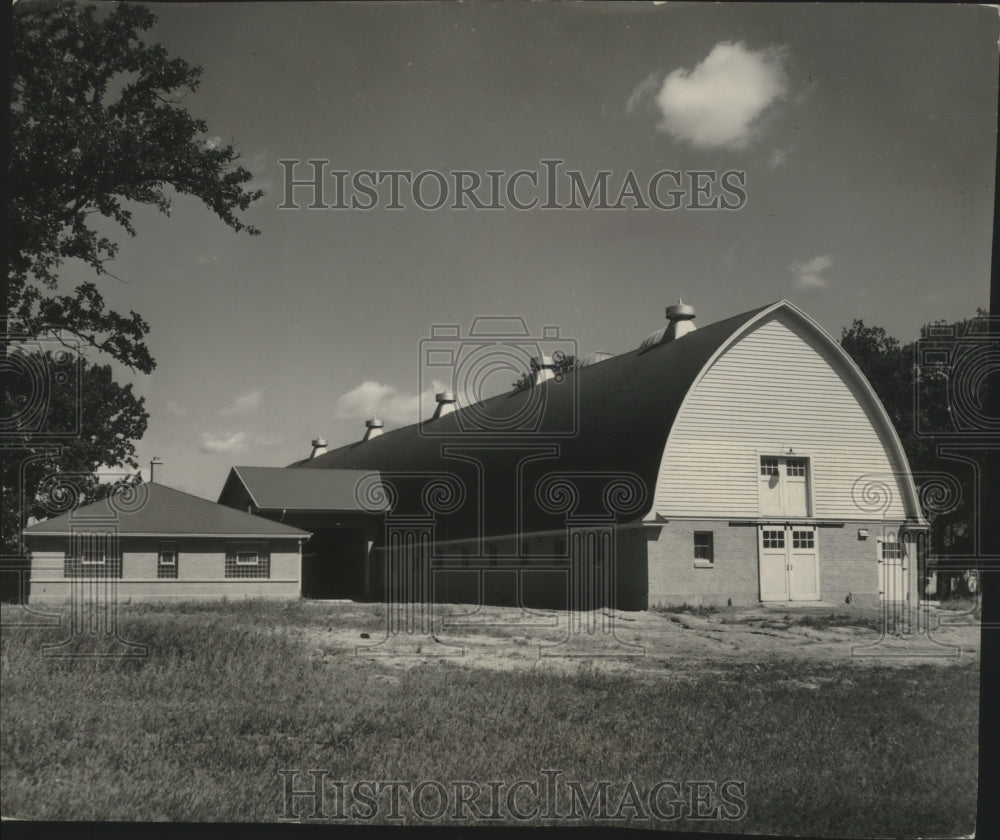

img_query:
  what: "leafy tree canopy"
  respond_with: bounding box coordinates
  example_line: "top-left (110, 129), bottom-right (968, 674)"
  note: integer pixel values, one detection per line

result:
top-left (10, 0), bottom-right (264, 372)
top-left (2, 352), bottom-right (149, 554)
top-left (511, 354), bottom-right (578, 391)
top-left (840, 311), bottom-right (989, 556)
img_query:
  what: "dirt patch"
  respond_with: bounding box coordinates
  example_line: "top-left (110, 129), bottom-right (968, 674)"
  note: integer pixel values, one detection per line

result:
top-left (290, 602), bottom-right (980, 679)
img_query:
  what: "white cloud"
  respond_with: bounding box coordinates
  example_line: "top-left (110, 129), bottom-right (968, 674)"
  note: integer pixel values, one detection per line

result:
top-left (790, 254), bottom-right (833, 289)
top-left (195, 254), bottom-right (220, 265)
top-left (651, 41), bottom-right (788, 149)
top-left (164, 400), bottom-right (188, 418)
top-left (767, 148), bottom-right (789, 170)
top-left (200, 430), bottom-right (248, 454)
top-left (219, 389), bottom-right (262, 416)
top-left (626, 71), bottom-right (662, 114)
top-left (335, 380), bottom-right (450, 426)
top-left (203, 136), bottom-right (222, 150)
top-left (199, 429), bottom-right (281, 454)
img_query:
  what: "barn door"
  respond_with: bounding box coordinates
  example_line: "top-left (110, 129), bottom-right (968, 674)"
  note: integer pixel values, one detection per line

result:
top-left (788, 526), bottom-right (819, 600)
top-left (759, 527), bottom-right (790, 601)
top-left (759, 525), bottom-right (820, 602)
top-left (758, 457), bottom-right (811, 517)
top-left (878, 531), bottom-right (908, 603)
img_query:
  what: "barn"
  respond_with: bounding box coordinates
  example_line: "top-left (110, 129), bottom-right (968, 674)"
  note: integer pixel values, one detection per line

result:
top-left (24, 483), bottom-right (309, 601)
top-left (218, 298), bottom-right (928, 610)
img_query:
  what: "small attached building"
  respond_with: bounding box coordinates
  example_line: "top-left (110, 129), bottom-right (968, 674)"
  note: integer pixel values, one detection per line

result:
top-left (24, 483), bottom-right (310, 602)
top-left (216, 466), bottom-right (387, 600)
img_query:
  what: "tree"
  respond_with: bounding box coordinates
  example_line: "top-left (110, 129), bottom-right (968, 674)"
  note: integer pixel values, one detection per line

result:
top-left (3, 2), bottom-right (263, 599)
top-left (511, 354), bottom-right (578, 390)
top-left (1, 353), bottom-right (149, 598)
top-left (9, 0), bottom-right (263, 371)
top-left (841, 312), bottom-right (988, 598)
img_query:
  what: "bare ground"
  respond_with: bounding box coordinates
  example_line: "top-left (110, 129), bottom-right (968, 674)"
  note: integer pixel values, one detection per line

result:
top-left (286, 601), bottom-right (981, 682)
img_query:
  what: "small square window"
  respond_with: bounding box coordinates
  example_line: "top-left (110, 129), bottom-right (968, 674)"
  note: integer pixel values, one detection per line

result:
top-left (760, 457), bottom-right (779, 476)
top-left (64, 534), bottom-right (120, 579)
top-left (792, 531), bottom-right (814, 549)
top-left (80, 548), bottom-right (106, 565)
top-left (786, 459), bottom-right (807, 477)
top-left (763, 530), bottom-right (785, 549)
top-left (881, 534), bottom-right (902, 561)
top-left (158, 544), bottom-right (178, 579)
top-left (226, 543), bottom-right (270, 578)
top-left (694, 532), bottom-right (714, 562)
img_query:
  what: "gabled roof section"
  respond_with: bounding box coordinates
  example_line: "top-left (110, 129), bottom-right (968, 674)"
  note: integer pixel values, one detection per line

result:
top-left (23, 483), bottom-right (310, 537)
top-left (221, 466), bottom-right (388, 512)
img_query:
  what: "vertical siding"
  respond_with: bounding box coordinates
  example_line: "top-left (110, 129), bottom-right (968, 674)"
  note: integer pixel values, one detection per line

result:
top-left (654, 312), bottom-right (911, 520)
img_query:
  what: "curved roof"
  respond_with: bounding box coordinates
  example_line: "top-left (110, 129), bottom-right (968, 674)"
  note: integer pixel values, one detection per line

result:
top-left (287, 300), bottom-right (924, 533)
top-left (290, 304), bottom-right (773, 534)
top-left (578, 351), bottom-right (615, 367)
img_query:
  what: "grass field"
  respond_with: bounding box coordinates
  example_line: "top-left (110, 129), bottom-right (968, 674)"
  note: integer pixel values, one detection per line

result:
top-left (0, 600), bottom-right (980, 833)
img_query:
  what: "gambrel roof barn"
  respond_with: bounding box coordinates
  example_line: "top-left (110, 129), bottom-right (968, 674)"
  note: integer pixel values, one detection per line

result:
top-left (218, 299), bottom-right (927, 609)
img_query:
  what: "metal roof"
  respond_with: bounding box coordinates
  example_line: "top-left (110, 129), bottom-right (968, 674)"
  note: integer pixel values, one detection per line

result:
top-left (287, 304), bottom-right (774, 535)
top-left (23, 482), bottom-right (310, 538)
top-left (220, 466), bottom-right (389, 512)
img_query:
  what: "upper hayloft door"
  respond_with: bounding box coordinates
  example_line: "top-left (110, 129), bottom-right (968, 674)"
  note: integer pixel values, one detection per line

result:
top-left (758, 456), bottom-right (810, 517)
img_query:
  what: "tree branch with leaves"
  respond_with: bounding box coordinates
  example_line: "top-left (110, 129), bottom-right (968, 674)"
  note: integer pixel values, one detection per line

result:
top-left (10, 0), bottom-right (264, 372)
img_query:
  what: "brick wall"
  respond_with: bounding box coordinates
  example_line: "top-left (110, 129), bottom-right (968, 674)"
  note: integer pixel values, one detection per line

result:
top-left (645, 520), bottom-right (759, 608)
top-left (27, 536), bottom-right (301, 602)
top-left (643, 519), bottom-right (917, 608)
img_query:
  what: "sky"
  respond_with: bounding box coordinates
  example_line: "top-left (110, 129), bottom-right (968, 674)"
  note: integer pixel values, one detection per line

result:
top-left (48, 2), bottom-right (997, 499)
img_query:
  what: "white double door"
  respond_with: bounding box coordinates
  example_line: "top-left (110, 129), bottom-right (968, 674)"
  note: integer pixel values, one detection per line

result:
top-left (759, 525), bottom-right (820, 601)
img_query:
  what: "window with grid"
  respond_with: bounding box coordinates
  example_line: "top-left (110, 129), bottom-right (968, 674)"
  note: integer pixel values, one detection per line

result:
top-left (760, 457), bottom-right (779, 476)
top-left (694, 532), bottom-right (714, 562)
top-left (881, 534), bottom-right (902, 561)
top-left (158, 542), bottom-right (179, 579)
top-left (64, 535), bottom-right (122, 578)
top-left (786, 459), bottom-right (807, 477)
top-left (762, 530), bottom-right (785, 549)
top-left (792, 531), bottom-right (814, 549)
top-left (225, 542), bottom-right (270, 578)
